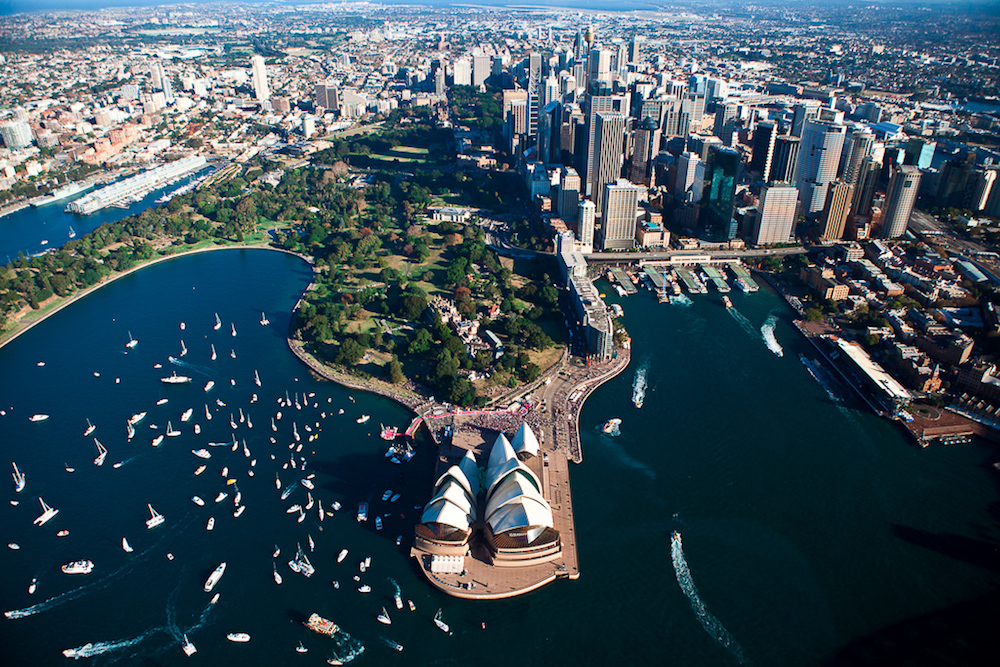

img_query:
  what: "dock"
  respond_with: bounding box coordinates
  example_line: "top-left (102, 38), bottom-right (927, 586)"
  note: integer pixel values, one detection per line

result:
top-left (727, 263), bottom-right (760, 291)
top-left (674, 266), bottom-right (707, 294)
top-left (608, 268), bottom-right (637, 295)
top-left (701, 265), bottom-right (731, 293)
top-left (642, 265), bottom-right (667, 290)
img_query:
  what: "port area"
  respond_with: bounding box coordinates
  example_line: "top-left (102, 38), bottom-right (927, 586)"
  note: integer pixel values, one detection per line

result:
top-left (410, 348), bottom-right (630, 599)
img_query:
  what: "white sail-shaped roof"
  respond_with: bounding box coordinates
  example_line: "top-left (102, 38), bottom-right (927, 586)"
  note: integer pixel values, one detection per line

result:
top-left (433, 465), bottom-right (474, 499)
top-left (486, 458), bottom-right (542, 496)
top-left (430, 479), bottom-right (477, 520)
top-left (485, 473), bottom-right (550, 521)
top-left (511, 423), bottom-right (540, 458)
top-left (421, 497), bottom-right (472, 532)
top-left (458, 449), bottom-right (480, 497)
top-left (487, 433), bottom-right (515, 471)
top-left (487, 496), bottom-right (554, 535)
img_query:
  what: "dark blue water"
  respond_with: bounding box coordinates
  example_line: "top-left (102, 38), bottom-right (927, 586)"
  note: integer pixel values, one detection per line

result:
top-left (1, 251), bottom-right (998, 665)
top-left (0, 174), bottom-right (198, 263)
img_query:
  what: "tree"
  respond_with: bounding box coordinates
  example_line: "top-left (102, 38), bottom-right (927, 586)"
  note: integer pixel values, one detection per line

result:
top-left (408, 327), bottom-right (433, 355)
top-left (399, 293), bottom-right (428, 321)
top-left (335, 339), bottom-right (366, 365)
top-left (387, 356), bottom-right (404, 384)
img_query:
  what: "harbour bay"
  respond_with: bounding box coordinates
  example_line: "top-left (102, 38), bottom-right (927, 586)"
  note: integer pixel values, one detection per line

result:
top-left (0, 250), bottom-right (998, 665)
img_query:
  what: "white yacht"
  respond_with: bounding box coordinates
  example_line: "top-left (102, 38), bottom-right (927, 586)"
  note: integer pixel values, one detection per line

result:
top-left (204, 562), bottom-right (226, 592)
top-left (181, 408), bottom-right (193, 422)
top-left (61, 560), bottom-right (94, 575)
top-left (33, 497), bottom-right (59, 525)
top-left (29, 414), bottom-right (49, 422)
top-left (122, 537), bottom-right (133, 553)
top-left (206, 517), bottom-right (215, 531)
top-left (227, 633), bottom-right (250, 643)
top-left (145, 504), bottom-right (164, 529)
top-left (356, 415), bottom-right (370, 424)
top-left (192, 449), bottom-right (211, 459)
top-left (192, 496), bottom-right (205, 506)
top-left (129, 412), bottom-right (146, 425)
top-left (151, 435), bottom-right (164, 447)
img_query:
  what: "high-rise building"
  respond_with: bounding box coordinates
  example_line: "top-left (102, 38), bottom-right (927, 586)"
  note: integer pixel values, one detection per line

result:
top-left (538, 101), bottom-right (562, 165)
top-left (851, 156), bottom-right (881, 218)
top-left (251, 55), bottom-right (270, 102)
top-left (794, 119), bottom-right (847, 214)
top-left (819, 180), bottom-right (855, 241)
top-left (791, 101), bottom-right (821, 137)
top-left (435, 68), bottom-right (446, 96)
top-left (578, 199), bottom-right (596, 252)
top-left (600, 179), bottom-right (641, 250)
top-left (904, 138), bottom-right (936, 170)
top-left (842, 129), bottom-right (874, 185)
top-left (0, 120), bottom-right (32, 149)
top-left (453, 59), bottom-right (472, 86)
top-left (674, 151), bottom-right (704, 204)
top-left (881, 165), bottom-right (922, 238)
top-left (559, 167), bottom-right (581, 221)
top-left (712, 103), bottom-right (739, 146)
top-left (704, 145), bottom-right (741, 239)
top-left (678, 93), bottom-right (705, 137)
top-left (588, 48), bottom-right (612, 85)
top-left (592, 112), bottom-right (628, 215)
top-left (970, 168), bottom-right (998, 212)
top-left (628, 116), bottom-right (660, 186)
top-left (628, 36), bottom-right (643, 64)
top-left (315, 84), bottom-right (339, 110)
top-left (472, 54), bottom-right (492, 87)
top-left (583, 94), bottom-right (627, 196)
top-left (527, 52), bottom-right (542, 137)
top-left (770, 135), bottom-right (800, 183)
top-left (750, 183), bottom-right (798, 245)
top-left (749, 121), bottom-right (777, 180)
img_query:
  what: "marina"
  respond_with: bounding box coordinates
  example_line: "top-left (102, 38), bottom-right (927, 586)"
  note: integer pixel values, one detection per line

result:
top-left (66, 156), bottom-right (208, 215)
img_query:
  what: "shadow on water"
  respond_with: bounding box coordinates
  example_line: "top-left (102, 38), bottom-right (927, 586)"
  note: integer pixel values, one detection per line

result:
top-left (824, 590), bottom-right (1000, 666)
top-left (891, 524), bottom-right (1000, 573)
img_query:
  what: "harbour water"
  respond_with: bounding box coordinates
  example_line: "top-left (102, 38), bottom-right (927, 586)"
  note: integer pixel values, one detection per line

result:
top-left (0, 173), bottom-right (200, 263)
top-left (1, 251), bottom-right (998, 665)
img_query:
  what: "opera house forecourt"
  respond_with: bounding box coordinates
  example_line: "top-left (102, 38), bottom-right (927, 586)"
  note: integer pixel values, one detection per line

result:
top-left (411, 423), bottom-right (576, 599)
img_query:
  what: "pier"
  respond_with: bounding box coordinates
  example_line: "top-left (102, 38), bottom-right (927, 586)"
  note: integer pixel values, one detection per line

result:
top-left (727, 263), bottom-right (760, 291)
top-left (701, 264), bottom-right (731, 293)
top-left (674, 266), bottom-right (707, 294)
top-left (608, 268), bottom-right (637, 295)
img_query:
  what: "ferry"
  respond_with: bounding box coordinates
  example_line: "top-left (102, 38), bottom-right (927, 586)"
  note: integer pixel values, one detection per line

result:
top-left (204, 562), bottom-right (226, 592)
top-left (734, 278), bottom-right (751, 293)
top-left (62, 560), bottom-right (94, 575)
top-left (304, 613), bottom-right (339, 637)
top-left (31, 181), bottom-right (94, 207)
top-left (145, 504), bottom-right (164, 529)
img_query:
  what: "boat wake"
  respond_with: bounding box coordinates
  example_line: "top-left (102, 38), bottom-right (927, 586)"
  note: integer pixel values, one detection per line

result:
top-left (168, 357), bottom-right (212, 376)
top-left (799, 354), bottom-right (858, 422)
top-left (670, 294), bottom-right (693, 307)
top-left (62, 635), bottom-right (148, 660)
top-left (760, 313), bottom-right (783, 357)
top-left (727, 306), bottom-right (759, 340)
top-left (671, 532), bottom-right (749, 665)
top-left (596, 425), bottom-right (655, 479)
top-left (5, 516), bottom-right (194, 620)
top-left (632, 363), bottom-right (648, 409)
top-left (329, 627), bottom-right (366, 663)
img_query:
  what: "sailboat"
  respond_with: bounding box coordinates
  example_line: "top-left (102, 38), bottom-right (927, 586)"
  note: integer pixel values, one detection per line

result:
top-left (377, 607), bottom-right (392, 625)
top-left (260, 312), bottom-right (269, 326)
top-left (126, 331), bottom-right (137, 349)
top-left (254, 370), bottom-right (261, 387)
top-left (231, 323), bottom-right (237, 337)
top-left (211, 344), bottom-right (217, 361)
top-left (145, 503), bottom-right (164, 529)
top-left (273, 562), bottom-right (282, 584)
top-left (179, 340), bottom-right (187, 357)
top-left (83, 418), bottom-right (96, 436)
top-left (12, 462), bottom-right (25, 493)
top-left (287, 543), bottom-right (314, 578)
top-left (214, 313), bottom-right (222, 331)
top-left (126, 420), bottom-right (135, 440)
top-left (166, 421), bottom-right (180, 437)
top-left (122, 537), bottom-right (133, 553)
top-left (68, 225), bottom-right (76, 239)
top-left (33, 497), bottom-right (59, 525)
top-left (433, 608), bottom-right (452, 634)
top-left (181, 635), bottom-right (196, 656)
top-left (93, 438), bottom-right (107, 466)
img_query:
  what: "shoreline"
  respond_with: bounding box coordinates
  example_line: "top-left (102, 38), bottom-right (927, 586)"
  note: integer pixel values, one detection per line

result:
top-left (0, 242), bottom-right (309, 353)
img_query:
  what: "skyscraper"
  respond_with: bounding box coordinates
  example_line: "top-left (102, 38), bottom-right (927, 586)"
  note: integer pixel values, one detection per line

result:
top-left (628, 36), bottom-right (643, 65)
top-left (704, 145), bottom-right (741, 239)
top-left (538, 101), bottom-right (562, 165)
top-left (770, 135), bottom-right (800, 183)
top-left (750, 184), bottom-right (798, 245)
top-left (588, 48), bottom-right (612, 86)
top-left (600, 179), bottom-right (642, 250)
top-left (472, 54), bottom-right (492, 87)
top-left (819, 180), bottom-right (855, 241)
top-left (904, 138), bottom-right (936, 169)
top-left (881, 165), bottom-right (922, 238)
top-left (315, 83), bottom-right (339, 110)
top-left (578, 200), bottom-right (596, 252)
top-left (559, 167), bottom-right (581, 221)
top-left (674, 151), bottom-right (704, 204)
top-left (251, 55), bottom-right (269, 102)
top-left (794, 119), bottom-right (847, 214)
top-left (851, 156), bottom-right (881, 218)
top-left (583, 94), bottom-right (627, 196)
top-left (592, 112), bottom-right (628, 215)
top-left (628, 116), bottom-right (660, 186)
top-left (842, 129), bottom-right (874, 186)
top-left (453, 59), bottom-right (472, 86)
top-left (749, 121), bottom-right (777, 180)
top-left (791, 101), bottom-right (821, 137)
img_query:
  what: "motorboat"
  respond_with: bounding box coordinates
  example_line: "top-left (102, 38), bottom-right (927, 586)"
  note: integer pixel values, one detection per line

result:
top-left (215, 492), bottom-right (228, 503)
top-left (146, 504), bottom-right (164, 529)
top-left (33, 497), bottom-right (59, 525)
top-left (204, 381), bottom-right (215, 392)
top-left (273, 562), bottom-right (282, 584)
top-left (356, 502), bottom-right (368, 522)
top-left (152, 435), bottom-right (164, 447)
top-left (204, 562), bottom-right (226, 592)
top-left (129, 412), bottom-right (146, 425)
top-left (356, 415), bottom-right (370, 424)
top-left (29, 578), bottom-right (37, 594)
top-left (206, 517), bottom-right (215, 531)
top-left (227, 633), bottom-right (250, 643)
top-left (122, 537), bottom-right (133, 553)
top-left (194, 465), bottom-right (206, 475)
top-left (233, 505), bottom-right (245, 518)
top-left (381, 490), bottom-right (392, 502)
top-left (181, 408), bottom-right (193, 422)
top-left (192, 496), bottom-right (205, 506)
top-left (375, 516), bottom-right (383, 531)
top-left (337, 549), bottom-right (348, 563)
top-left (192, 449), bottom-right (211, 459)
top-left (61, 560), bottom-right (94, 575)
top-left (29, 414), bottom-right (49, 422)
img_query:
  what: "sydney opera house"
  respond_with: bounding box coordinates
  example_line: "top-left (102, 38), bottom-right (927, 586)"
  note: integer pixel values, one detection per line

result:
top-left (412, 423), bottom-right (564, 595)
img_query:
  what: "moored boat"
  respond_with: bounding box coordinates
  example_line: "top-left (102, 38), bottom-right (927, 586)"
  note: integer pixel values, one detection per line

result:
top-left (29, 414), bottom-right (49, 422)
top-left (357, 502), bottom-right (368, 522)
